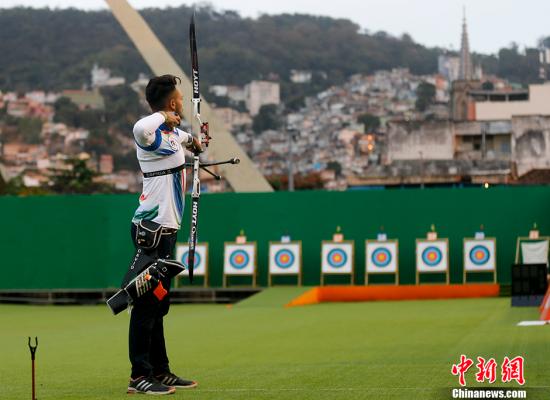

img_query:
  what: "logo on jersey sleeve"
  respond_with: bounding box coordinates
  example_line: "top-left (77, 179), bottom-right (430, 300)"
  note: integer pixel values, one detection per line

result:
top-left (168, 136), bottom-right (180, 151)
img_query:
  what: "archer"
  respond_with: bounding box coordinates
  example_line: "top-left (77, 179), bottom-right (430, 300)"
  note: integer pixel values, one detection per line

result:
top-left (126, 74), bottom-right (201, 395)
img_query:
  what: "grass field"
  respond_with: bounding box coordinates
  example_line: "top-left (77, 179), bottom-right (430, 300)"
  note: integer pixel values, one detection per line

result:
top-left (2, 288), bottom-right (550, 399)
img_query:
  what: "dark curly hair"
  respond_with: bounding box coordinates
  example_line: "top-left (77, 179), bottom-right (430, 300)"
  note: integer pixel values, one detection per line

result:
top-left (145, 74), bottom-right (182, 111)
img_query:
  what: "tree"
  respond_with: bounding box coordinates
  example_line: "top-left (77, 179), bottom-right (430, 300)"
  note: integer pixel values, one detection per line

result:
top-left (326, 161), bottom-right (342, 177)
top-left (358, 113), bottom-right (381, 132)
top-left (101, 85), bottom-right (142, 132)
top-left (49, 157), bottom-right (113, 194)
top-left (0, 174), bottom-right (51, 196)
top-left (481, 81), bottom-right (495, 91)
top-left (53, 97), bottom-right (80, 127)
top-left (415, 82), bottom-right (436, 112)
top-left (0, 170), bottom-right (6, 195)
top-left (252, 104), bottom-right (281, 134)
top-left (18, 117), bottom-right (43, 144)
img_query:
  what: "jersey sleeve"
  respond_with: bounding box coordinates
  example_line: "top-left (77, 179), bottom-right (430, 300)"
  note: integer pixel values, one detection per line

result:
top-left (133, 113), bottom-right (165, 149)
top-left (176, 128), bottom-right (194, 145)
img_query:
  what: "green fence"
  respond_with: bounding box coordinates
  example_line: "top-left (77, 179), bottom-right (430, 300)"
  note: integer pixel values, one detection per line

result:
top-left (1, 186), bottom-right (549, 290)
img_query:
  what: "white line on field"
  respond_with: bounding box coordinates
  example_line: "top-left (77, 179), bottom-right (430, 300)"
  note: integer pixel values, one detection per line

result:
top-left (196, 386), bottom-right (550, 392)
top-left (197, 388), bottom-right (435, 392)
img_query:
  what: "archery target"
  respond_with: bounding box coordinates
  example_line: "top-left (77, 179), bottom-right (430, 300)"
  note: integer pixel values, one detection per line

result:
top-left (176, 243), bottom-right (207, 276)
top-left (322, 242), bottom-right (353, 274)
top-left (464, 239), bottom-right (495, 272)
top-left (416, 240), bottom-right (448, 272)
top-left (366, 241), bottom-right (398, 273)
top-left (224, 243), bottom-right (255, 275)
top-left (269, 243), bottom-right (300, 274)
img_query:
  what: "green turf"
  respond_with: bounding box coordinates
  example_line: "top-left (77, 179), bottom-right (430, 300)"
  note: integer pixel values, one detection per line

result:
top-left (2, 291), bottom-right (550, 399)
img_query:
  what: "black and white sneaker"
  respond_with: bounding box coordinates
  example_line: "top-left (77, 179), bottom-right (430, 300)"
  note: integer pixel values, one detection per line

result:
top-left (127, 376), bottom-right (175, 395)
top-left (155, 372), bottom-right (198, 389)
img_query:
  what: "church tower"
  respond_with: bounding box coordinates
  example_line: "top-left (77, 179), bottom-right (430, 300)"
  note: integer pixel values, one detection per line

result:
top-left (459, 9), bottom-right (473, 80)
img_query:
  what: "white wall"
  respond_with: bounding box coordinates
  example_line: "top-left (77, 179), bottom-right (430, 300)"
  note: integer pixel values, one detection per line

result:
top-left (476, 84), bottom-right (550, 121)
top-left (387, 121), bottom-right (454, 162)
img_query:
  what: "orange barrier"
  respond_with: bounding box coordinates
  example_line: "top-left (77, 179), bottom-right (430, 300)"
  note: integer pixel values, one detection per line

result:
top-left (540, 287), bottom-right (550, 313)
top-left (286, 284), bottom-right (500, 307)
top-left (540, 287), bottom-right (550, 320)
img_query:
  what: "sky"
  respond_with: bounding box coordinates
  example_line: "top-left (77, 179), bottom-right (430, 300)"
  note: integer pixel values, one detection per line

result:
top-left (1, 0), bottom-right (549, 55)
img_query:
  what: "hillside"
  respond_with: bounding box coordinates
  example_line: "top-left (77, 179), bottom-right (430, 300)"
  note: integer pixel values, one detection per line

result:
top-left (0, 5), bottom-right (547, 94)
top-left (0, 5), bottom-right (439, 92)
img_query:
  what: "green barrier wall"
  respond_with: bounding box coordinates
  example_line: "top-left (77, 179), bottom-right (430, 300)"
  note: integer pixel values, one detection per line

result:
top-left (1, 186), bottom-right (549, 289)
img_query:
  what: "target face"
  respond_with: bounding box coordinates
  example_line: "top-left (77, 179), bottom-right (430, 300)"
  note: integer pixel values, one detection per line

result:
top-left (464, 239), bottom-right (496, 271)
top-left (422, 246), bottom-right (443, 267)
top-left (322, 242), bottom-right (353, 274)
top-left (417, 240), bottom-right (448, 272)
top-left (175, 243), bottom-right (207, 276)
top-left (275, 249), bottom-right (295, 269)
top-left (366, 241), bottom-right (398, 273)
top-left (230, 250), bottom-right (249, 269)
top-left (469, 245), bottom-right (490, 265)
top-left (327, 249), bottom-right (347, 268)
top-left (372, 248), bottom-right (392, 267)
top-left (180, 250), bottom-right (201, 269)
top-left (224, 243), bottom-right (256, 275)
top-left (269, 243), bottom-right (301, 275)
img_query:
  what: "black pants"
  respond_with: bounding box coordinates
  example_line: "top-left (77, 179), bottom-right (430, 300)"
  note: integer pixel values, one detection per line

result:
top-left (129, 223), bottom-right (178, 379)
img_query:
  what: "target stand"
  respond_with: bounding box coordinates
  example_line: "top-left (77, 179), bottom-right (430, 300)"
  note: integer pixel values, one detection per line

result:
top-left (514, 235), bottom-right (550, 265)
top-left (174, 242), bottom-right (209, 287)
top-left (223, 242), bottom-right (257, 287)
top-left (463, 238), bottom-right (497, 283)
top-left (321, 240), bottom-right (355, 285)
top-left (416, 238), bottom-right (449, 285)
top-left (365, 239), bottom-right (399, 285)
top-left (268, 241), bottom-right (302, 286)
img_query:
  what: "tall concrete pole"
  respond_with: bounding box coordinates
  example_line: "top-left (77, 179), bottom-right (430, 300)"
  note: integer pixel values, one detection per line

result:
top-left (105, 0), bottom-right (272, 192)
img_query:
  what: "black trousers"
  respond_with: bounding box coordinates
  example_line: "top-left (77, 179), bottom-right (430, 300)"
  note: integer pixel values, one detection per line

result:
top-left (129, 223), bottom-right (178, 379)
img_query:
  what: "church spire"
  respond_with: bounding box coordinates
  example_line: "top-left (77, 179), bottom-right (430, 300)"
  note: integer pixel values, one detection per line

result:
top-left (459, 8), bottom-right (473, 80)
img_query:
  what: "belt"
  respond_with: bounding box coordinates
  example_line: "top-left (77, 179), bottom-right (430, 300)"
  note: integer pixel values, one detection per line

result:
top-left (133, 222), bottom-right (177, 235)
top-left (142, 164), bottom-right (185, 178)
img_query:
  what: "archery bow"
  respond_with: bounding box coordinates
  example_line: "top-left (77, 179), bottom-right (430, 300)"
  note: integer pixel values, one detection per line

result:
top-left (187, 12), bottom-right (203, 283)
top-left (187, 13), bottom-right (240, 283)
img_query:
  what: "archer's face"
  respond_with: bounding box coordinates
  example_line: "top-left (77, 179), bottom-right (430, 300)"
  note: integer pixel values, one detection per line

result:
top-left (168, 88), bottom-right (184, 119)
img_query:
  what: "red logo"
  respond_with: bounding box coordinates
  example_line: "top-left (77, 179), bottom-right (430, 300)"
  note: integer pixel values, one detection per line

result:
top-left (502, 356), bottom-right (525, 385)
top-left (475, 357), bottom-right (497, 384)
top-left (451, 355), bottom-right (525, 386)
top-left (451, 355), bottom-right (474, 386)
top-left (139, 193), bottom-right (148, 201)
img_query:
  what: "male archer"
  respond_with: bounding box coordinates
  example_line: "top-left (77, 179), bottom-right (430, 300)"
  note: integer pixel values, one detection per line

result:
top-left (126, 74), bottom-right (201, 395)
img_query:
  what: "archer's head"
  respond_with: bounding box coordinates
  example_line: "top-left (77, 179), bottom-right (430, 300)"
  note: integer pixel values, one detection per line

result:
top-left (145, 75), bottom-right (184, 119)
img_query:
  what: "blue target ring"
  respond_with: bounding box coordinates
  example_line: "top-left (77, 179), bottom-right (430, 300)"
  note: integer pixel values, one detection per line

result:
top-left (371, 248), bottom-right (392, 268)
top-left (469, 245), bottom-right (490, 265)
top-left (230, 250), bottom-right (250, 270)
top-left (327, 248), bottom-right (347, 268)
top-left (422, 246), bottom-right (443, 267)
top-left (181, 250), bottom-right (201, 269)
top-left (275, 249), bottom-right (295, 269)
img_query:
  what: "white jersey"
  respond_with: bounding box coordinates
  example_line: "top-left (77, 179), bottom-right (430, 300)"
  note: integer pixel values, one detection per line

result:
top-left (131, 112), bottom-right (193, 230)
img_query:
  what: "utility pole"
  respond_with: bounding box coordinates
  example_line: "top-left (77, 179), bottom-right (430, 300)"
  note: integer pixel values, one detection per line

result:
top-left (481, 122), bottom-right (487, 160)
top-left (419, 151), bottom-right (425, 189)
top-left (287, 127), bottom-right (295, 192)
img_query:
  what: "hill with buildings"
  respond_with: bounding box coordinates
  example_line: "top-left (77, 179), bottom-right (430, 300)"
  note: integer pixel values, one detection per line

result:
top-left (1, 5), bottom-right (548, 94)
top-left (2, 5), bottom-right (550, 194)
